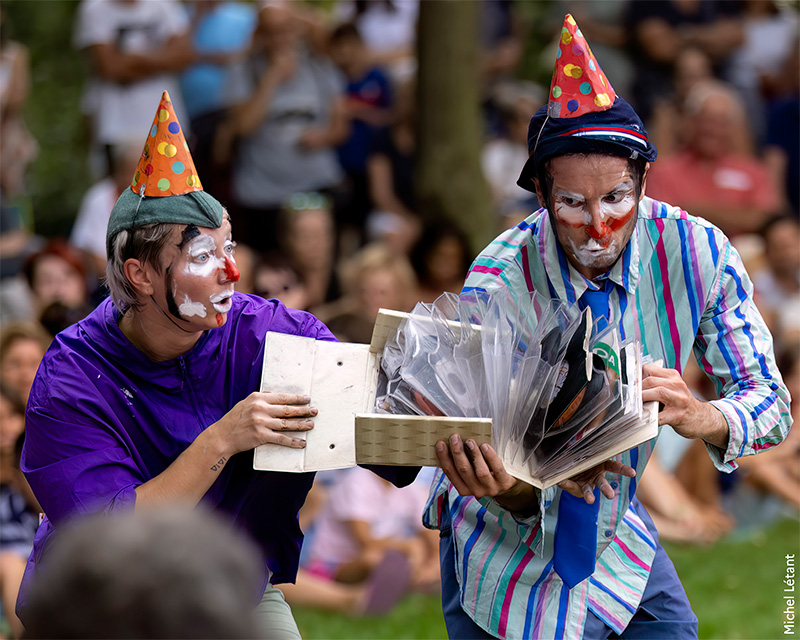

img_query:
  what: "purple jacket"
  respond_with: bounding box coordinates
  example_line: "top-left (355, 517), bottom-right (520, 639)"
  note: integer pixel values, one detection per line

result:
top-left (19, 293), bottom-right (348, 609)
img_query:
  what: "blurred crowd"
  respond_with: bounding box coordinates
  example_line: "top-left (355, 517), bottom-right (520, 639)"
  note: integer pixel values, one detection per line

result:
top-left (0, 0), bottom-right (798, 637)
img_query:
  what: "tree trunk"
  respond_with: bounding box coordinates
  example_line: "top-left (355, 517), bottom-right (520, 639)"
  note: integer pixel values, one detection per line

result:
top-left (416, 0), bottom-right (494, 253)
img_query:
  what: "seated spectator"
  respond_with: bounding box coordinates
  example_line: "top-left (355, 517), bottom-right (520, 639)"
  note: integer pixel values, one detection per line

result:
top-left (725, 0), bottom-right (799, 145)
top-left (276, 470), bottom-right (412, 617)
top-left (410, 222), bottom-right (472, 304)
top-left (38, 301), bottom-right (97, 339)
top-left (329, 22), bottom-right (394, 252)
top-left (638, 357), bottom-right (736, 545)
top-left (179, 0), bottom-right (257, 203)
top-left (220, 2), bottom-right (348, 254)
top-left (625, 0), bottom-right (743, 124)
top-left (762, 43), bottom-right (799, 217)
top-left (0, 426), bottom-right (39, 640)
top-left (333, 0), bottom-right (418, 82)
top-left (22, 507), bottom-right (263, 639)
top-left (316, 243), bottom-right (417, 343)
top-left (366, 77), bottom-right (421, 254)
top-left (736, 341), bottom-right (800, 512)
top-left (751, 214), bottom-right (800, 352)
top-left (475, 0), bottom-right (524, 138)
top-left (70, 139), bottom-right (142, 279)
top-left (649, 46), bottom-right (715, 158)
top-left (0, 322), bottom-right (50, 404)
top-left (21, 240), bottom-right (92, 320)
top-left (0, 9), bottom-right (40, 327)
top-left (73, 0), bottom-right (194, 176)
top-left (636, 451), bottom-right (732, 545)
top-left (0, 209), bottom-right (39, 326)
top-left (278, 192), bottom-right (342, 312)
top-left (645, 80), bottom-right (780, 237)
top-left (310, 467), bottom-right (438, 589)
top-left (0, 383), bottom-right (25, 485)
top-left (0, 8), bottom-right (38, 209)
top-left (252, 251), bottom-right (308, 311)
top-left (278, 467), bottom-right (437, 615)
top-left (481, 81), bottom-right (543, 228)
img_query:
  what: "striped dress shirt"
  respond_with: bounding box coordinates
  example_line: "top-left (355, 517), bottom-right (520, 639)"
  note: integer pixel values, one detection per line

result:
top-left (422, 196), bottom-right (791, 639)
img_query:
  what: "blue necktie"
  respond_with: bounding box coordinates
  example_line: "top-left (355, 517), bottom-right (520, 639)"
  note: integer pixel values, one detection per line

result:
top-left (552, 280), bottom-right (611, 589)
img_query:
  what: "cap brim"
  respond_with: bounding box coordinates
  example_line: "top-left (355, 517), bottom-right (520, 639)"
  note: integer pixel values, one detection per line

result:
top-left (516, 155), bottom-right (539, 194)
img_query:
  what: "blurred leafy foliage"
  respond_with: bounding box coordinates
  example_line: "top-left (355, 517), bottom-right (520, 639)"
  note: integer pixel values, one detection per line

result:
top-left (5, 0), bottom-right (89, 238)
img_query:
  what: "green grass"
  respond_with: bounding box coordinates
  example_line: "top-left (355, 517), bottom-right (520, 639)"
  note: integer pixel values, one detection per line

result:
top-left (294, 592), bottom-right (447, 639)
top-left (293, 517), bottom-right (799, 639)
top-left (666, 516), bottom-right (800, 640)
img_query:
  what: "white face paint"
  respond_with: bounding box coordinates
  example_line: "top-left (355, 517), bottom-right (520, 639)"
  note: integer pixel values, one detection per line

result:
top-left (178, 293), bottom-right (208, 318)
top-left (564, 235), bottom-right (623, 268)
top-left (185, 236), bottom-right (226, 277)
top-left (545, 156), bottom-right (642, 280)
top-left (552, 179), bottom-right (637, 227)
top-left (156, 221), bottom-right (239, 331)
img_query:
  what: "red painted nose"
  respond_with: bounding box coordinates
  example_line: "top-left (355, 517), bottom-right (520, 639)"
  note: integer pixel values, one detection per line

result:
top-left (586, 223), bottom-right (611, 240)
top-left (223, 256), bottom-right (240, 282)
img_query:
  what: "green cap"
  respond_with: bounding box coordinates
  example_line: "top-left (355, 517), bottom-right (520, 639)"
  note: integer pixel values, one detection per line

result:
top-left (105, 188), bottom-right (223, 255)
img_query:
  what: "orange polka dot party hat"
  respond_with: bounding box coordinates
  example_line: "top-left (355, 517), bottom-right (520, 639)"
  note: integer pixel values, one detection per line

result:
top-left (547, 14), bottom-right (616, 119)
top-left (514, 14), bottom-right (658, 192)
top-left (106, 90), bottom-right (223, 250)
top-left (131, 90), bottom-right (202, 196)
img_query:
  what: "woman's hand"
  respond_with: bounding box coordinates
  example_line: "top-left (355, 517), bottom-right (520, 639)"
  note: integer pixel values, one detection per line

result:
top-left (209, 391), bottom-right (316, 456)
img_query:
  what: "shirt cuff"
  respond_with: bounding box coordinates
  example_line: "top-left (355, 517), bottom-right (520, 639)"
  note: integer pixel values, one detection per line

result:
top-left (706, 399), bottom-right (742, 472)
top-left (478, 492), bottom-right (541, 527)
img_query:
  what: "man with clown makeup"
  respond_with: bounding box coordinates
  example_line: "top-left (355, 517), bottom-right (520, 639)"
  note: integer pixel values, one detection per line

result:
top-left (16, 92), bottom-right (416, 637)
top-left (429, 15), bottom-right (791, 640)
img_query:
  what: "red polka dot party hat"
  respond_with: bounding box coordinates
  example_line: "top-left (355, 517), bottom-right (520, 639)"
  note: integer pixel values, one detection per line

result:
top-left (547, 14), bottom-right (616, 119)
top-left (130, 91), bottom-right (202, 197)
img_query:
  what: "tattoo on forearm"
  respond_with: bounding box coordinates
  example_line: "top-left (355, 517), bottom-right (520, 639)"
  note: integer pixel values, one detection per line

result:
top-left (210, 457), bottom-right (227, 472)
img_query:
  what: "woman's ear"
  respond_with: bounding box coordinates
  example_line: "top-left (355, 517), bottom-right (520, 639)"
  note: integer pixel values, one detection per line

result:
top-left (123, 259), bottom-right (155, 297)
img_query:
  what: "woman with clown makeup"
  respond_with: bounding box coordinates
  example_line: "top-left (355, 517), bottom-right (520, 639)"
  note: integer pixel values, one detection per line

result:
top-left (15, 92), bottom-right (417, 637)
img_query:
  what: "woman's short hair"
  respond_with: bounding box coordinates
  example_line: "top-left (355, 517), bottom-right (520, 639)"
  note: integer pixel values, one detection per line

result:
top-left (105, 224), bottom-right (175, 313)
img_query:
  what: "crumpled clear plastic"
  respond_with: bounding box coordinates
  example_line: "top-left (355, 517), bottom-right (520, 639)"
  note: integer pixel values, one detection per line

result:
top-left (375, 289), bottom-right (642, 481)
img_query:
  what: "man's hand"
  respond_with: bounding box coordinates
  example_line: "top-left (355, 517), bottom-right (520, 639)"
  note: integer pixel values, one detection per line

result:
top-left (557, 460), bottom-right (636, 503)
top-left (209, 391), bottom-right (316, 455)
top-left (641, 363), bottom-right (729, 450)
top-left (435, 434), bottom-right (537, 515)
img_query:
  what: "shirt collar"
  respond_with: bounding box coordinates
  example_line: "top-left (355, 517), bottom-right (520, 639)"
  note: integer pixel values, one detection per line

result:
top-left (85, 298), bottom-right (220, 391)
top-left (537, 207), bottom-right (641, 303)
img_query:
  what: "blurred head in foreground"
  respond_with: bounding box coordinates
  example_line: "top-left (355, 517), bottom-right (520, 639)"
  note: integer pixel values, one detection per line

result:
top-left (23, 507), bottom-right (263, 639)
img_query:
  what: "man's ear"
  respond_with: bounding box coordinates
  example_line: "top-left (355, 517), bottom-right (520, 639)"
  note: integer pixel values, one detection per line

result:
top-left (123, 259), bottom-right (155, 297)
top-left (641, 162), bottom-right (651, 200)
top-left (533, 177), bottom-right (546, 210)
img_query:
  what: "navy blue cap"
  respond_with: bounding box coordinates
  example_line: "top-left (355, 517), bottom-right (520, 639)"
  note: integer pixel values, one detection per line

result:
top-left (516, 95), bottom-right (657, 193)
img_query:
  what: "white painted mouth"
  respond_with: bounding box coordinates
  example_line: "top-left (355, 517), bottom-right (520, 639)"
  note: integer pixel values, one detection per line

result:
top-left (210, 291), bottom-right (234, 313)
